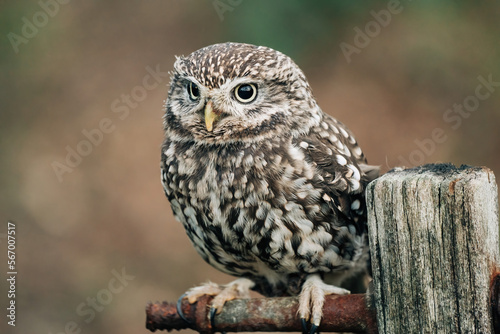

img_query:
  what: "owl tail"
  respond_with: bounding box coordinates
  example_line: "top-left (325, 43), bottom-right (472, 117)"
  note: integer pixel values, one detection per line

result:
top-left (359, 164), bottom-right (380, 183)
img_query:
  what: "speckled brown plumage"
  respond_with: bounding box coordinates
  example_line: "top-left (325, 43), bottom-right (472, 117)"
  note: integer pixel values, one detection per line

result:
top-left (161, 42), bottom-right (379, 331)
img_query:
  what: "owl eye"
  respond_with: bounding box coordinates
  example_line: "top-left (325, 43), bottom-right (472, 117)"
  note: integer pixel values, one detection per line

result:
top-left (188, 82), bottom-right (200, 101)
top-left (234, 83), bottom-right (257, 103)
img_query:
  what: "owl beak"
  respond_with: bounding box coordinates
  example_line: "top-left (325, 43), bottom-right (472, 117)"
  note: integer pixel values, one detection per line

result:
top-left (204, 100), bottom-right (221, 132)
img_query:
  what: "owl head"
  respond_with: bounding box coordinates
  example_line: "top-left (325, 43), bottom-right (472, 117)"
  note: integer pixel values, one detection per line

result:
top-left (164, 42), bottom-right (322, 144)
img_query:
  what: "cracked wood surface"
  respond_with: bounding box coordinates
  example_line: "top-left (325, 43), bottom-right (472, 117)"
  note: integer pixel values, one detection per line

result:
top-left (367, 164), bottom-right (499, 333)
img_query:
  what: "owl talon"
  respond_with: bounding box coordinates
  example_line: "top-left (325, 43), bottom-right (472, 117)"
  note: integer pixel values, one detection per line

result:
top-left (298, 274), bottom-right (350, 333)
top-left (209, 307), bottom-right (227, 334)
top-left (309, 324), bottom-right (318, 334)
top-left (176, 293), bottom-right (192, 325)
top-left (301, 318), bottom-right (309, 334)
top-left (181, 278), bottom-right (255, 330)
top-left (209, 306), bottom-right (217, 328)
top-left (301, 317), bottom-right (320, 334)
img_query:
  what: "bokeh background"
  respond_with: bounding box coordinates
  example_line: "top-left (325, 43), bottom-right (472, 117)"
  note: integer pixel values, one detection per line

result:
top-left (1, 1), bottom-right (500, 333)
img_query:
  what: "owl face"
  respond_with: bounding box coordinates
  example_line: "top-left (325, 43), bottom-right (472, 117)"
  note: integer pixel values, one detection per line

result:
top-left (164, 43), bottom-right (321, 144)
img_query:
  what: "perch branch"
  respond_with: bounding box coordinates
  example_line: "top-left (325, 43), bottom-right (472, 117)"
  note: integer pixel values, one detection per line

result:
top-left (146, 293), bottom-right (378, 333)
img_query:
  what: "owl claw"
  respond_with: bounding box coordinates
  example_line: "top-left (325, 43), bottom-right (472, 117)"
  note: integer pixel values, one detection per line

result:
top-left (301, 317), bottom-right (321, 334)
top-left (301, 318), bottom-right (309, 334)
top-left (209, 306), bottom-right (216, 321)
top-left (208, 307), bottom-right (227, 334)
top-left (181, 278), bottom-right (255, 329)
top-left (309, 324), bottom-right (319, 334)
top-left (209, 307), bottom-right (217, 328)
top-left (176, 293), bottom-right (192, 325)
top-left (298, 274), bottom-right (350, 333)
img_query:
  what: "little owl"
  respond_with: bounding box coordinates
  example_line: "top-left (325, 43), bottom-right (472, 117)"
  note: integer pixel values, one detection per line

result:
top-left (161, 42), bottom-right (378, 333)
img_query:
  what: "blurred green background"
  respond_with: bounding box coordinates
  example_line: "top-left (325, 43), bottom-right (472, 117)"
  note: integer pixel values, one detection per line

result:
top-left (1, 1), bottom-right (500, 333)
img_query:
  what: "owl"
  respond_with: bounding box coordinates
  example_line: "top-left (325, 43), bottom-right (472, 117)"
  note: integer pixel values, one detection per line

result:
top-left (161, 42), bottom-right (379, 333)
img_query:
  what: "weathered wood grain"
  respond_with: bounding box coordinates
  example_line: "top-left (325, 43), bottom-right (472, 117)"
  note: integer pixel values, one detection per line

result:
top-left (367, 164), bottom-right (499, 333)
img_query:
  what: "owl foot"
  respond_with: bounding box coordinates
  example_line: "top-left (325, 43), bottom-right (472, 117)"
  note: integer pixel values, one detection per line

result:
top-left (179, 278), bottom-right (255, 331)
top-left (298, 274), bottom-right (350, 334)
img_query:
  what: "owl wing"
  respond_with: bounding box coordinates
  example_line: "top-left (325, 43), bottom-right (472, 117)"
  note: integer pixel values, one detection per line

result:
top-left (293, 114), bottom-right (379, 221)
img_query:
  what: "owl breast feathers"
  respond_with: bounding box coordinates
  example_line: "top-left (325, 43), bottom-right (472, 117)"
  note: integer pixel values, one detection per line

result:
top-left (161, 42), bottom-right (378, 298)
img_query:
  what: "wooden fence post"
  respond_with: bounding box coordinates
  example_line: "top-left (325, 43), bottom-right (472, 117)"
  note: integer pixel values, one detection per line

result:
top-left (367, 164), bottom-right (500, 333)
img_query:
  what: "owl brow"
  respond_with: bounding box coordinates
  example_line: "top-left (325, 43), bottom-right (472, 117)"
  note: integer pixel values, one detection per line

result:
top-left (177, 77), bottom-right (202, 91)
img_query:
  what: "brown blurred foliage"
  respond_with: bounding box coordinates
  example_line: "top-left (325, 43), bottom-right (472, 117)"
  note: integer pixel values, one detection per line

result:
top-left (1, 1), bottom-right (499, 333)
